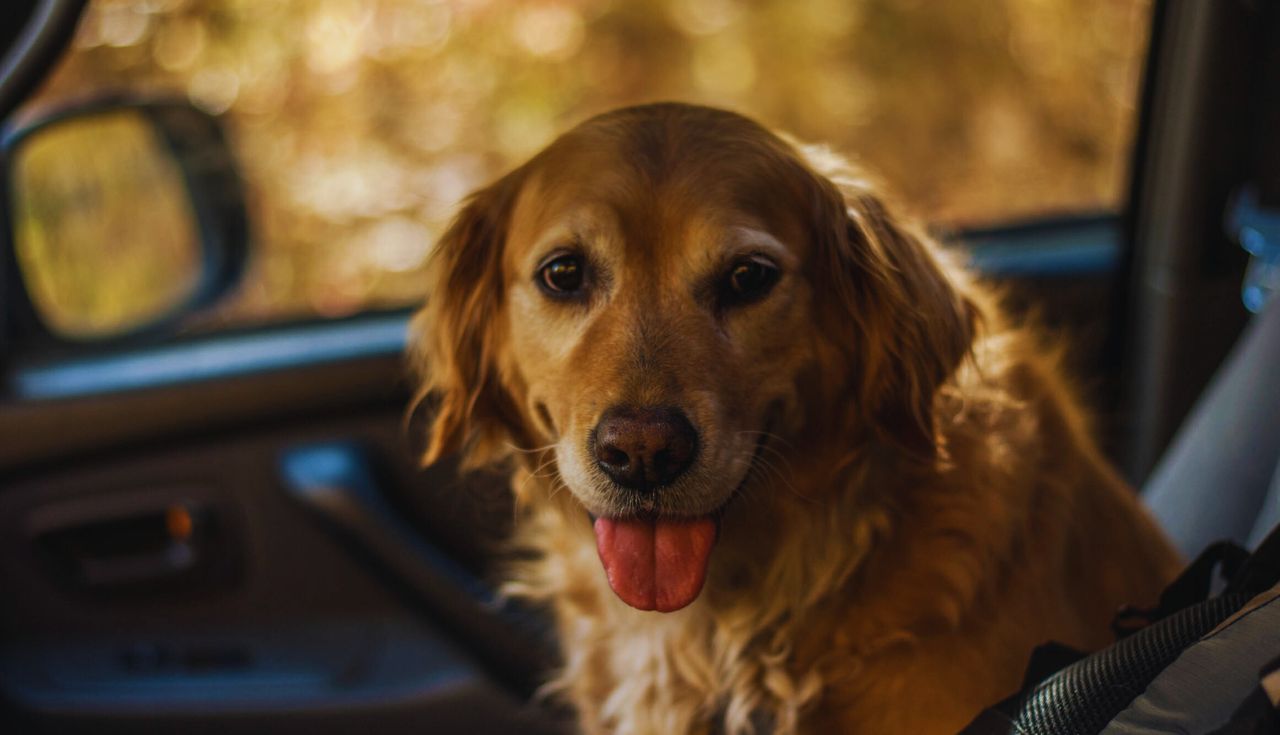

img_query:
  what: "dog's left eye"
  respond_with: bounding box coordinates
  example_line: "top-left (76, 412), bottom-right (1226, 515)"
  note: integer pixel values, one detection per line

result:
top-left (723, 256), bottom-right (780, 304)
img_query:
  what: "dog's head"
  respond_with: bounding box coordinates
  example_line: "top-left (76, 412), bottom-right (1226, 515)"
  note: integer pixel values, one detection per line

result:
top-left (411, 103), bottom-right (975, 612)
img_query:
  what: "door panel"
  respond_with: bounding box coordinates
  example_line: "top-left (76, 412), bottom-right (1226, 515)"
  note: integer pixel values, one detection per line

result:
top-left (0, 410), bottom-right (566, 733)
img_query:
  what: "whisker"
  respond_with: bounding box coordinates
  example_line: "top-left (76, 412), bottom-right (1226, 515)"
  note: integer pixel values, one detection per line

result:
top-left (735, 429), bottom-right (796, 452)
top-left (756, 442), bottom-right (796, 475)
top-left (514, 470), bottom-right (540, 505)
top-left (504, 441), bottom-right (560, 455)
top-left (751, 451), bottom-right (815, 505)
top-left (548, 478), bottom-right (568, 501)
top-left (530, 457), bottom-right (560, 479)
top-left (513, 451), bottom-right (563, 512)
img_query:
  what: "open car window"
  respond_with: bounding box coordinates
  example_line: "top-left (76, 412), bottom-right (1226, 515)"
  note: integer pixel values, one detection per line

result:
top-left (15, 0), bottom-right (1154, 335)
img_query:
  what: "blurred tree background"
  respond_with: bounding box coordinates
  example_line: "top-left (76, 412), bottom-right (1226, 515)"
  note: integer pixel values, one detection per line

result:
top-left (19, 0), bottom-right (1152, 330)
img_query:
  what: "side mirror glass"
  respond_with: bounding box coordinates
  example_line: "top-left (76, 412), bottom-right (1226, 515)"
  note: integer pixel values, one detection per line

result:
top-left (3, 100), bottom-right (247, 342)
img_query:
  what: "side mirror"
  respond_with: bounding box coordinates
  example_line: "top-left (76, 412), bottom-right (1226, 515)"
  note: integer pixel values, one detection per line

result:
top-left (2, 98), bottom-right (247, 342)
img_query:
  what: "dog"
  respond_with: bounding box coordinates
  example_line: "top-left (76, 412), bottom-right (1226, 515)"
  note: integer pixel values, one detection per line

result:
top-left (410, 103), bottom-right (1183, 734)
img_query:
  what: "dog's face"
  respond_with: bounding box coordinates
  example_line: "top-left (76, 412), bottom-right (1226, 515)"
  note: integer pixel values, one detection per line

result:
top-left (413, 104), bottom-right (974, 613)
top-left (503, 127), bottom-right (816, 520)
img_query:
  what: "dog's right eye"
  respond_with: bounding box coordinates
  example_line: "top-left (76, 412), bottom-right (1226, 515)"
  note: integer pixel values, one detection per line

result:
top-left (538, 254), bottom-right (586, 296)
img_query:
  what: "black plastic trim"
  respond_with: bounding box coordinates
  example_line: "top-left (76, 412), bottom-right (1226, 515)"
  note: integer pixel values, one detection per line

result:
top-left (0, 0), bottom-right (87, 122)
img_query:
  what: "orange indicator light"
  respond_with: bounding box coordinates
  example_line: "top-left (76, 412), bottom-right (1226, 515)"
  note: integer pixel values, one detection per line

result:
top-left (166, 505), bottom-right (194, 541)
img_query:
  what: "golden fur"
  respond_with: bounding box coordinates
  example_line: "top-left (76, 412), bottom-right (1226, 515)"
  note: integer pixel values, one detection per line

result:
top-left (410, 103), bottom-right (1182, 734)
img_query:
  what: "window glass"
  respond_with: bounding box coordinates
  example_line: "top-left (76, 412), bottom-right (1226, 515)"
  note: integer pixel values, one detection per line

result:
top-left (21, 0), bottom-right (1153, 329)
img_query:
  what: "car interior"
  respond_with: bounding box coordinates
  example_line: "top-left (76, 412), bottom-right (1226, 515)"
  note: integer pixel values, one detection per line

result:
top-left (1, 0), bottom-right (1277, 733)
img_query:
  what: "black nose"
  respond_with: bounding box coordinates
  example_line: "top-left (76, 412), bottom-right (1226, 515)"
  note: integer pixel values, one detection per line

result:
top-left (592, 406), bottom-right (698, 491)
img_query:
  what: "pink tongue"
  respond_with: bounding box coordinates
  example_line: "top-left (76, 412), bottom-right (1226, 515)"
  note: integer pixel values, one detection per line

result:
top-left (593, 516), bottom-right (717, 612)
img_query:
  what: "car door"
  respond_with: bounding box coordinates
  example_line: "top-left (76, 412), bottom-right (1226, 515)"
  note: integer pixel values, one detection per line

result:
top-left (2, 1), bottom-right (1264, 733)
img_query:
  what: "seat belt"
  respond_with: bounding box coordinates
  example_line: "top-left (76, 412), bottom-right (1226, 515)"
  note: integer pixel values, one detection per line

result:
top-left (959, 522), bottom-right (1280, 735)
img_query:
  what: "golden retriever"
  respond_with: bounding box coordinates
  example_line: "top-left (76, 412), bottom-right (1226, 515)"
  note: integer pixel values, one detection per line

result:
top-left (410, 103), bottom-right (1182, 735)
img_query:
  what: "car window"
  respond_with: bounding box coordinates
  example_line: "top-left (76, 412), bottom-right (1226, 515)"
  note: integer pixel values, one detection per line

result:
top-left (18, 0), bottom-right (1153, 332)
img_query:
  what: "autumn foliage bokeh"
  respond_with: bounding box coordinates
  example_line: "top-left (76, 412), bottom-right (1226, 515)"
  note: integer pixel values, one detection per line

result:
top-left (20, 0), bottom-right (1152, 331)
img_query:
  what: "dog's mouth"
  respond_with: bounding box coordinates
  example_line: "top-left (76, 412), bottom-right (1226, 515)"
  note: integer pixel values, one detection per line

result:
top-left (589, 429), bottom-right (770, 613)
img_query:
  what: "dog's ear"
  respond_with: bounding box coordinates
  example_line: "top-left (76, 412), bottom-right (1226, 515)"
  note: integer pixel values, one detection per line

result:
top-left (409, 170), bottom-right (530, 469)
top-left (807, 166), bottom-right (977, 458)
